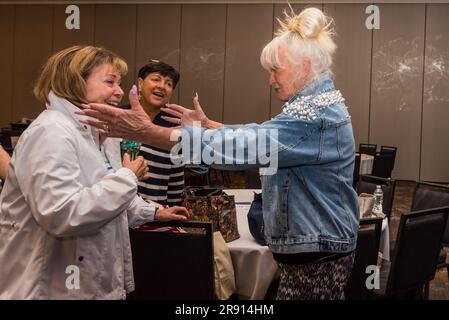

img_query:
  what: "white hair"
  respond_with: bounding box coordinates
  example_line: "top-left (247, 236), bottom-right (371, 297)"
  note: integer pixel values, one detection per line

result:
top-left (260, 7), bottom-right (337, 79)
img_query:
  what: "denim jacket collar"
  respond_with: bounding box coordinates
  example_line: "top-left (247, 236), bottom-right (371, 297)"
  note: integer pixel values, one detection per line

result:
top-left (287, 72), bottom-right (335, 105)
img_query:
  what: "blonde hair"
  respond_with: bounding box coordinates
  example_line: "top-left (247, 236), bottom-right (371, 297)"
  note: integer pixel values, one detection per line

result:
top-left (260, 7), bottom-right (336, 78)
top-left (34, 45), bottom-right (128, 106)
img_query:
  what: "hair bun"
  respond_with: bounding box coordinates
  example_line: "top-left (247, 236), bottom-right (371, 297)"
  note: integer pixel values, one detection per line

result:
top-left (277, 7), bottom-right (332, 39)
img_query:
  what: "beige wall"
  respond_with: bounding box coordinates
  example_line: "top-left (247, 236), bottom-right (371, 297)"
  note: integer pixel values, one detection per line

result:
top-left (0, 3), bottom-right (448, 182)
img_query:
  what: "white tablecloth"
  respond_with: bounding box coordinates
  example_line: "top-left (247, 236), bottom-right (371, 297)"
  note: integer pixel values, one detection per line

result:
top-left (227, 204), bottom-right (279, 300)
top-left (360, 153), bottom-right (374, 175)
top-left (379, 218), bottom-right (390, 261)
top-left (225, 189), bottom-right (260, 204)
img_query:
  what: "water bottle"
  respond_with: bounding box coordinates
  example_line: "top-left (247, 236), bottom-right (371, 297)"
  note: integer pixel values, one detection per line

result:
top-left (372, 185), bottom-right (383, 215)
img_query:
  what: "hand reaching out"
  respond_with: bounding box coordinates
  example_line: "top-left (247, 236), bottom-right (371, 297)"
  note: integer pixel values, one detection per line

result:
top-left (161, 93), bottom-right (223, 129)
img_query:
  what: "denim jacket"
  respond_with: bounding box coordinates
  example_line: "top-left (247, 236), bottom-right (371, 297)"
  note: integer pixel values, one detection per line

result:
top-left (181, 73), bottom-right (359, 254)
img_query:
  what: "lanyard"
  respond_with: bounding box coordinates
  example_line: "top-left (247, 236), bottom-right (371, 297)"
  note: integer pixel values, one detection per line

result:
top-left (100, 146), bottom-right (114, 173)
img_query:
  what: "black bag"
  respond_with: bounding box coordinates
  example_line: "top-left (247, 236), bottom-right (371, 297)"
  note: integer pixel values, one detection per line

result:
top-left (247, 192), bottom-right (266, 246)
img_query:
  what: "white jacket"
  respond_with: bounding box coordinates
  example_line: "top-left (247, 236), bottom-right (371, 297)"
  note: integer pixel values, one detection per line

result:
top-left (0, 92), bottom-right (155, 299)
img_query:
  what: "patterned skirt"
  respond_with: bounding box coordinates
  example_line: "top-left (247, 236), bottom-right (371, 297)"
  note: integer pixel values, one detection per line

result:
top-left (276, 252), bottom-right (355, 300)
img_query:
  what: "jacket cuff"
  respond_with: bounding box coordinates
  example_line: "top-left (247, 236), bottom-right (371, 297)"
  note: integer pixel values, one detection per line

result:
top-left (116, 167), bottom-right (138, 183)
top-left (143, 204), bottom-right (156, 222)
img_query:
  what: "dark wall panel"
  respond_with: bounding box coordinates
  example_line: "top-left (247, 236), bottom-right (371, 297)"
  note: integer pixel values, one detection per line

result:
top-left (179, 4), bottom-right (226, 122)
top-left (224, 4), bottom-right (273, 124)
top-left (370, 4), bottom-right (425, 180)
top-left (421, 4), bottom-right (449, 182)
top-left (0, 5), bottom-right (14, 127)
top-left (95, 5), bottom-right (137, 102)
top-left (13, 5), bottom-right (53, 120)
top-left (324, 3), bottom-right (372, 148)
top-left (136, 4), bottom-right (181, 104)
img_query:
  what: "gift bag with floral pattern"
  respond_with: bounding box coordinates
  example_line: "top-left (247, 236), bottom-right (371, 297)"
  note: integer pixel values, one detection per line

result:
top-left (183, 187), bottom-right (240, 242)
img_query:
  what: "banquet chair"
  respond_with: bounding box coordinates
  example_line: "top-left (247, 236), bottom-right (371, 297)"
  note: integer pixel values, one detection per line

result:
top-left (353, 153), bottom-right (361, 189)
top-left (380, 146), bottom-right (397, 170)
top-left (372, 152), bottom-right (395, 178)
top-left (0, 133), bottom-right (12, 153)
top-left (373, 207), bottom-right (449, 299)
top-left (245, 169), bottom-right (261, 189)
top-left (214, 169), bottom-right (232, 186)
top-left (127, 220), bottom-right (215, 300)
top-left (359, 143), bottom-right (377, 156)
top-left (345, 216), bottom-right (383, 300)
top-left (411, 182), bottom-right (449, 280)
top-left (356, 175), bottom-right (396, 220)
top-left (185, 164), bottom-right (210, 186)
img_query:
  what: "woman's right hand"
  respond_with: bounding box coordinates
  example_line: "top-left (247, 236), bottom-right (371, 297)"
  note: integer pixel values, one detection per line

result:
top-left (122, 153), bottom-right (149, 181)
top-left (155, 206), bottom-right (189, 221)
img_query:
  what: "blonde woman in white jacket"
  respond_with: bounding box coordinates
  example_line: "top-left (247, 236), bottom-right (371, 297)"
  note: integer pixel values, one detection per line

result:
top-left (0, 46), bottom-right (188, 299)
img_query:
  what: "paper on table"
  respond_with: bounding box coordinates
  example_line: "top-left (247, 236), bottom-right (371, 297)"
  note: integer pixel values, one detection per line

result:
top-left (358, 193), bottom-right (374, 218)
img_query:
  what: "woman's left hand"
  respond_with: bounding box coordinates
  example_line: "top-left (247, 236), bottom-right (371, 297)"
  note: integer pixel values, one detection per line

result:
top-left (122, 153), bottom-right (150, 181)
top-left (155, 206), bottom-right (189, 221)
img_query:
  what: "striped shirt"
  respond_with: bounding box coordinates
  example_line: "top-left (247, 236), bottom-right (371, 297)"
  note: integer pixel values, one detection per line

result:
top-left (121, 106), bottom-right (184, 206)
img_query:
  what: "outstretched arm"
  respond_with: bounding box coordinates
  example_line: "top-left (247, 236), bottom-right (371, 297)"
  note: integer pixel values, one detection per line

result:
top-left (78, 85), bottom-right (180, 150)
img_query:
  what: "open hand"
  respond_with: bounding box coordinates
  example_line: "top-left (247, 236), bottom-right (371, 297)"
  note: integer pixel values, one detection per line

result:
top-left (76, 85), bottom-right (152, 141)
top-left (161, 93), bottom-right (209, 127)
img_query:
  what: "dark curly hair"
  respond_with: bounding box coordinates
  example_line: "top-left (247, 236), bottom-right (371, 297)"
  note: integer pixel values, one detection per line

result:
top-left (138, 60), bottom-right (180, 89)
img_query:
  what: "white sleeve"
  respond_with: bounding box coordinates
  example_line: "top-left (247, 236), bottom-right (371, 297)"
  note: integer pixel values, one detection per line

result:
top-left (126, 196), bottom-right (156, 228)
top-left (15, 124), bottom-right (138, 238)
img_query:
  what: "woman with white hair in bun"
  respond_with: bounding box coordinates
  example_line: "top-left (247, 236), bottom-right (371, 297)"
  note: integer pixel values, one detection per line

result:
top-left (80, 7), bottom-right (360, 300)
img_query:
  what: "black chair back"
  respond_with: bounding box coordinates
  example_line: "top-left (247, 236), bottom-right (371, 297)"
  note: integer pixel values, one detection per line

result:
top-left (359, 143), bottom-right (377, 156)
top-left (412, 182), bottom-right (449, 245)
top-left (0, 133), bottom-right (12, 150)
top-left (245, 169), bottom-right (261, 189)
top-left (128, 221), bottom-right (215, 300)
top-left (356, 175), bottom-right (396, 220)
top-left (353, 153), bottom-right (361, 189)
top-left (385, 207), bottom-right (449, 295)
top-left (345, 216), bottom-right (383, 300)
top-left (372, 152), bottom-right (395, 178)
top-left (380, 146), bottom-right (397, 170)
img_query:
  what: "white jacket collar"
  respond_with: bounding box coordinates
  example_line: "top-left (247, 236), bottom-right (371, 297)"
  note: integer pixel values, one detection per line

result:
top-left (46, 91), bottom-right (91, 134)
